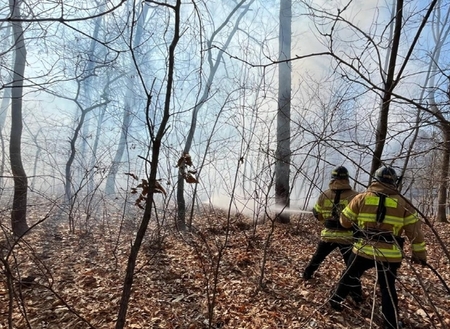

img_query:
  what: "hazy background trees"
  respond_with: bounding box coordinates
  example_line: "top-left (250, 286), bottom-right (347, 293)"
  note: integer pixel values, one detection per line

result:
top-left (1, 0), bottom-right (450, 326)
top-left (1, 0), bottom-right (448, 253)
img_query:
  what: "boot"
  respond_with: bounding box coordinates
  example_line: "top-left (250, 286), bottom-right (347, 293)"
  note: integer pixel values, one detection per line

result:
top-left (302, 268), bottom-right (313, 280)
top-left (329, 298), bottom-right (343, 311)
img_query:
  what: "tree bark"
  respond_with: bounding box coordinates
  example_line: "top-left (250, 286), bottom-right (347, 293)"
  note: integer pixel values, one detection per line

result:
top-left (370, 0), bottom-right (403, 178)
top-left (275, 0), bottom-right (291, 223)
top-left (9, 0), bottom-right (29, 237)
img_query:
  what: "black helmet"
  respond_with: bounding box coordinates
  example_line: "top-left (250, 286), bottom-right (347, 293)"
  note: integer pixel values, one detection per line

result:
top-left (330, 166), bottom-right (349, 180)
top-left (374, 166), bottom-right (397, 185)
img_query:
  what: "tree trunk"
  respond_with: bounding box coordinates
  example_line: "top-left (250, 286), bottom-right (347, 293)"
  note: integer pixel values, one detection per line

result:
top-left (177, 0), bottom-right (253, 230)
top-left (89, 104), bottom-right (107, 193)
top-left (65, 102), bottom-right (107, 208)
top-left (370, 0), bottom-right (403, 177)
top-left (0, 87), bottom-right (11, 188)
top-left (176, 0), bottom-right (249, 230)
top-left (275, 0), bottom-right (291, 223)
top-left (115, 1), bottom-right (181, 327)
top-left (105, 5), bottom-right (149, 196)
top-left (437, 125), bottom-right (450, 222)
top-left (105, 103), bottom-right (132, 195)
top-left (83, 11), bottom-right (104, 194)
top-left (9, 0), bottom-right (28, 237)
top-left (425, 3), bottom-right (450, 222)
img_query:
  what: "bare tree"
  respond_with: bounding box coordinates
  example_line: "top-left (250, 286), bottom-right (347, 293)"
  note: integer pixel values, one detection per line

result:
top-left (275, 0), bottom-right (291, 223)
top-left (423, 0), bottom-right (450, 222)
top-left (9, 0), bottom-right (28, 236)
top-left (369, 0), bottom-right (404, 177)
top-left (176, 0), bottom-right (252, 231)
top-left (302, 0), bottom-right (439, 179)
top-left (115, 0), bottom-right (181, 327)
top-left (104, 3), bottom-right (150, 196)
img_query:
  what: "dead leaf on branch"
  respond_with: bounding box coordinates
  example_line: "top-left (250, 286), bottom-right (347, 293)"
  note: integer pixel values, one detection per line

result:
top-left (176, 152), bottom-right (199, 184)
top-left (129, 175), bottom-right (167, 209)
top-left (176, 152), bottom-right (193, 167)
top-left (184, 173), bottom-right (198, 184)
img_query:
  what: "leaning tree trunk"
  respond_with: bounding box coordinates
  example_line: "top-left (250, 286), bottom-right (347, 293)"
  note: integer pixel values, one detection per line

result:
top-left (176, 0), bottom-right (249, 230)
top-left (9, 0), bottom-right (28, 237)
top-left (104, 102), bottom-right (132, 195)
top-left (65, 102), bottom-right (107, 211)
top-left (105, 5), bottom-right (149, 196)
top-left (115, 1), bottom-right (181, 327)
top-left (370, 0), bottom-right (403, 177)
top-left (275, 0), bottom-right (291, 223)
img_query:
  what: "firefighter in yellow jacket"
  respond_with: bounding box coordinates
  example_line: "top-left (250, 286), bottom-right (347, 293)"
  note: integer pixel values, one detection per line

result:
top-left (303, 166), bottom-right (359, 285)
top-left (329, 166), bottom-right (427, 329)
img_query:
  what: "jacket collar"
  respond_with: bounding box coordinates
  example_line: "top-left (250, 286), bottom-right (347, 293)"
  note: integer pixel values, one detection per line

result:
top-left (367, 181), bottom-right (398, 195)
top-left (328, 179), bottom-right (352, 191)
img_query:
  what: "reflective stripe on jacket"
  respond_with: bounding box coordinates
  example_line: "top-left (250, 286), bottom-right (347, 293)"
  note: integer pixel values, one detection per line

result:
top-left (313, 179), bottom-right (358, 244)
top-left (320, 228), bottom-right (354, 244)
top-left (340, 182), bottom-right (427, 263)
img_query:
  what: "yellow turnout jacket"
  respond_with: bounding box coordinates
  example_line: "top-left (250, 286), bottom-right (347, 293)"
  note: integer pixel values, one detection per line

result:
top-left (340, 182), bottom-right (427, 263)
top-left (313, 179), bottom-right (358, 244)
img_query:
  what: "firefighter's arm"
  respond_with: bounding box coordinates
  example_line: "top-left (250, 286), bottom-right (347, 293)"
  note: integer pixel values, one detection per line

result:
top-left (312, 207), bottom-right (320, 220)
top-left (339, 195), bottom-right (360, 228)
top-left (403, 215), bottom-right (427, 263)
top-left (312, 194), bottom-right (325, 221)
top-left (339, 206), bottom-right (354, 229)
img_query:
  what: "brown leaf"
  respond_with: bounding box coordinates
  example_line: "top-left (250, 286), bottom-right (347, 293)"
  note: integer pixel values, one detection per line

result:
top-left (155, 181), bottom-right (167, 196)
top-left (176, 156), bottom-right (184, 168)
top-left (184, 173), bottom-right (198, 184)
top-left (184, 153), bottom-right (193, 166)
top-left (177, 153), bottom-right (193, 168)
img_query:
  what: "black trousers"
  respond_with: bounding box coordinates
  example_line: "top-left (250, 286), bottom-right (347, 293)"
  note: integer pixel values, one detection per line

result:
top-left (331, 253), bottom-right (401, 329)
top-left (304, 241), bottom-right (353, 275)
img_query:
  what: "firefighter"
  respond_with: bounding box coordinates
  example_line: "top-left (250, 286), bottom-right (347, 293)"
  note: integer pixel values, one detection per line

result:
top-left (329, 166), bottom-right (427, 329)
top-left (303, 166), bottom-right (359, 289)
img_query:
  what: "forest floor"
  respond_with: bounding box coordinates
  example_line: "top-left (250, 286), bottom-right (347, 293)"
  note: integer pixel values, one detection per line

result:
top-left (1, 210), bottom-right (450, 329)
